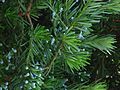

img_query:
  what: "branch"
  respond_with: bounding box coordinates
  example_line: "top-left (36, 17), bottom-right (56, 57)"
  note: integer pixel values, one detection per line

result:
top-left (26, 0), bottom-right (33, 29)
top-left (45, 42), bottom-right (63, 76)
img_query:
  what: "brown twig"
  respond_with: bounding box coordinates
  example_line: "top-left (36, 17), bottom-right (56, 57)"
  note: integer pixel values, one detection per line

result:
top-left (26, 0), bottom-right (33, 29)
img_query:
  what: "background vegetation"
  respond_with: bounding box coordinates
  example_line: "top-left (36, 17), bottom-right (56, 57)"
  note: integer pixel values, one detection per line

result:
top-left (0, 0), bottom-right (120, 90)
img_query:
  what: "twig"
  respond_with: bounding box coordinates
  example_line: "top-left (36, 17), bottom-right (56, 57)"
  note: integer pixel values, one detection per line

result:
top-left (45, 52), bottom-right (58, 76)
top-left (26, 0), bottom-right (33, 29)
top-left (45, 42), bottom-right (63, 76)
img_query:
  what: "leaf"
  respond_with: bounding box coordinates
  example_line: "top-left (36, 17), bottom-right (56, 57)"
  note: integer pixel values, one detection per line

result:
top-left (33, 26), bottom-right (50, 40)
top-left (69, 81), bottom-right (107, 90)
top-left (82, 35), bottom-right (116, 54)
top-left (65, 51), bottom-right (90, 72)
top-left (83, 82), bottom-right (107, 90)
top-left (63, 32), bottom-right (81, 51)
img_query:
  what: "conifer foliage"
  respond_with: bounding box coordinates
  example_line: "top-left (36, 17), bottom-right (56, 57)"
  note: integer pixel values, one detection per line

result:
top-left (0, 0), bottom-right (120, 90)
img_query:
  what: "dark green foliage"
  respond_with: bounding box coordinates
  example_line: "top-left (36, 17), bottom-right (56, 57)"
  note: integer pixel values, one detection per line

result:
top-left (0, 0), bottom-right (120, 90)
top-left (90, 14), bottom-right (120, 90)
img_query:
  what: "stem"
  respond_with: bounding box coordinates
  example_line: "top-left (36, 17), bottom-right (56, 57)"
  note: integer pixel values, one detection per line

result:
top-left (67, 0), bottom-right (92, 33)
top-left (26, 0), bottom-right (33, 29)
top-left (46, 2), bottom-right (67, 28)
top-left (45, 42), bottom-right (63, 76)
top-left (45, 52), bottom-right (58, 76)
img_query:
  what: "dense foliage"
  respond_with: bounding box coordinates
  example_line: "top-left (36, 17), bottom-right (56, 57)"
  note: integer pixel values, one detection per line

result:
top-left (90, 14), bottom-right (120, 90)
top-left (0, 0), bottom-right (120, 90)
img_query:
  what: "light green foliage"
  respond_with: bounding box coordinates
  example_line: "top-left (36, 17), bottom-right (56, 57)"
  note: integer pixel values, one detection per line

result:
top-left (79, 82), bottom-right (107, 90)
top-left (82, 35), bottom-right (116, 54)
top-left (65, 51), bottom-right (90, 71)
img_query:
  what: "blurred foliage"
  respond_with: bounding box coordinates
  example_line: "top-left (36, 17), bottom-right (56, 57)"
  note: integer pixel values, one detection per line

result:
top-left (89, 14), bottom-right (120, 90)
